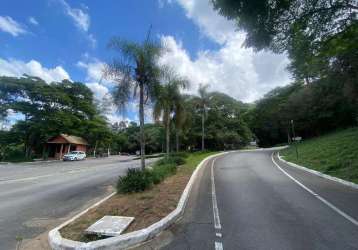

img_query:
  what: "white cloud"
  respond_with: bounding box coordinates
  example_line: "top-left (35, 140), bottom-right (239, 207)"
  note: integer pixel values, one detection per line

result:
top-left (159, 0), bottom-right (291, 102)
top-left (0, 16), bottom-right (27, 36)
top-left (60, 0), bottom-right (90, 32)
top-left (85, 82), bottom-right (109, 100)
top-left (87, 33), bottom-right (97, 48)
top-left (160, 35), bottom-right (290, 102)
top-left (77, 59), bottom-right (104, 82)
top-left (28, 17), bottom-right (39, 26)
top-left (77, 57), bottom-right (135, 123)
top-left (0, 58), bottom-right (70, 83)
top-left (59, 0), bottom-right (95, 48)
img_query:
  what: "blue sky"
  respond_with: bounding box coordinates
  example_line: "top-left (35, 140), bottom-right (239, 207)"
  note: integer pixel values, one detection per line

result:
top-left (0, 0), bottom-right (291, 124)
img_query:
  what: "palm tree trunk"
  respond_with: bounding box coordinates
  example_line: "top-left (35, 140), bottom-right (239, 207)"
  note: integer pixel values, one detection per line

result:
top-left (93, 140), bottom-right (98, 157)
top-left (139, 83), bottom-right (146, 170)
top-left (166, 111), bottom-right (170, 155)
top-left (176, 130), bottom-right (179, 152)
top-left (201, 111), bottom-right (205, 151)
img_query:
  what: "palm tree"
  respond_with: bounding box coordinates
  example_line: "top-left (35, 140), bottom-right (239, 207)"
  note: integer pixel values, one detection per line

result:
top-left (196, 84), bottom-right (210, 151)
top-left (153, 73), bottom-right (188, 155)
top-left (104, 35), bottom-right (163, 170)
top-left (173, 102), bottom-right (186, 152)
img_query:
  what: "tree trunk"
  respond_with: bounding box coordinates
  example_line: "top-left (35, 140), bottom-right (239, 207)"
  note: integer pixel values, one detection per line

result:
top-left (176, 130), bottom-right (179, 152)
top-left (201, 111), bottom-right (205, 151)
top-left (93, 141), bottom-right (98, 158)
top-left (166, 111), bottom-right (170, 155)
top-left (139, 83), bottom-right (146, 170)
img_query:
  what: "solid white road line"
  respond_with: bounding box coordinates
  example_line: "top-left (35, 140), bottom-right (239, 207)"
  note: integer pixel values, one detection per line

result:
top-left (211, 158), bottom-right (222, 230)
top-left (271, 152), bottom-right (358, 226)
top-left (215, 241), bottom-right (224, 250)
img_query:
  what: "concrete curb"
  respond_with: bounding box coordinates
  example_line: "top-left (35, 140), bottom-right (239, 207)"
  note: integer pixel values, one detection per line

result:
top-left (277, 152), bottom-right (358, 190)
top-left (48, 151), bottom-right (229, 250)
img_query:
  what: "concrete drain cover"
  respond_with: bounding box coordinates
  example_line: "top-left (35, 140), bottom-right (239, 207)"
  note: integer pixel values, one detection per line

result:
top-left (85, 216), bottom-right (134, 237)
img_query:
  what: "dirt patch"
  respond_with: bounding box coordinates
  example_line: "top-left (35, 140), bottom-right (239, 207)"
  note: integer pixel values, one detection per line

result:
top-left (60, 168), bottom-right (191, 242)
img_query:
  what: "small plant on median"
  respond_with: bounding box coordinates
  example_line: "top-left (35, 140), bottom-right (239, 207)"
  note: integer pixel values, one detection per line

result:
top-left (117, 155), bottom-right (187, 193)
top-left (151, 163), bottom-right (177, 184)
top-left (117, 168), bottom-right (152, 193)
top-left (157, 155), bottom-right (187, 166)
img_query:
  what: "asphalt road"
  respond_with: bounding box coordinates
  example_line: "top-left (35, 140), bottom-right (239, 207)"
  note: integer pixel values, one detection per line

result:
top-left (0, 156), bottom-right (155, 250)
top-left (159, 150), bottom-right (358, 250)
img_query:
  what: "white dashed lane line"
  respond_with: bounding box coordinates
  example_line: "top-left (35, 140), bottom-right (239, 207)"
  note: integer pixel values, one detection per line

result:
top-left (271, 152), bottom-right (358, 227)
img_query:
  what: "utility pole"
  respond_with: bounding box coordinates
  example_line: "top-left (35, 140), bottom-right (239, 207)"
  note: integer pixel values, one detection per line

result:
top-left (291, 120), bottom-right (298, 159)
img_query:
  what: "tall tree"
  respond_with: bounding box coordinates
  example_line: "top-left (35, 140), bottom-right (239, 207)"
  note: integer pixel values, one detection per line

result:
top-left (195, 84), bottom-right (210, 151)
top-left (153, 73), bottom-right (188, 155)
top-left (173, 101), bottom-right (186, 152)
top-left (212, 0), bottom-right (357, 52)
top-left (104, 35), bottom-right (164, 169)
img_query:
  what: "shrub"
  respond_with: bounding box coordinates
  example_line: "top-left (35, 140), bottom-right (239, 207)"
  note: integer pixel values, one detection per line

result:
top-left (151, 163), bottom-right (177, 184)
top-left (117, 168), bottom-right (152, 193)
top-left (157, 155), bottom-right (186, 166)
top-left (169, 152), bottom-right (189, 159)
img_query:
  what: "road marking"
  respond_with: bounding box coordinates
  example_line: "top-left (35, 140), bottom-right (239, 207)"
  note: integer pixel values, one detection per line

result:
top-left (215, 241), bottom-right (223, 250)
top-left (211, 158), bottom-right (222, 230)
top-left (0, 174), bottom-right (54, 184)
top-left (0, 169), bottom-right (92, 185)
top-left (271, 152), bottom-right (358, 226)
top-left (216, 232), bottom-right (222, 237)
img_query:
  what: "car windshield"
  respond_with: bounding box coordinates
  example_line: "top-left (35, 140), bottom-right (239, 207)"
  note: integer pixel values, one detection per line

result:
top-left (69, 151), bottom-right (79, 154)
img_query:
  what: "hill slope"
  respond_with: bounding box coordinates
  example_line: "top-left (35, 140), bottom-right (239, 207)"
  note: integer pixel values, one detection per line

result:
top-left (281, 127), bottom-right (358, 184)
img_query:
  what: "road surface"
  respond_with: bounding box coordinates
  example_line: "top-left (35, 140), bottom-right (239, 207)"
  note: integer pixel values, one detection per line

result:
top-left (144, 149), bottom-right (358, 250)
top-left (0, 156), bottom-right (155, 250)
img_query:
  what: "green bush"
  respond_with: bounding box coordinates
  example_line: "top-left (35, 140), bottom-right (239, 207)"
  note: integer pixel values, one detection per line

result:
top-left (169, 152), bottom-right (189, 159)
top-left (116, 155), bottom-right (183, 193)
top-left (117, 168), bottom-right (152, 193)
top-left (151, 163), bottom-right (177, 184)
top-left (157, 155), bottom-right (186, 166)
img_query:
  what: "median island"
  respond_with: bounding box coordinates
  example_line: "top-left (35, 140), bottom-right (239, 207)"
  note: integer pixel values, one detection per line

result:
top-left (60, 151), bottom-right (217, 242)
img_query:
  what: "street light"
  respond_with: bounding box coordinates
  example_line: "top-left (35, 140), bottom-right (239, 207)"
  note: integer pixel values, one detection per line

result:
top-left (291, 120), bottom-right (299, 160)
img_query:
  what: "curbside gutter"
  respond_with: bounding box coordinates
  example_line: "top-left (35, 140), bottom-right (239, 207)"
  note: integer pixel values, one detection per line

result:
top-left (48, 151), bottom-right (229, 250)
top-left (277, 152), bottom-right (358, 190)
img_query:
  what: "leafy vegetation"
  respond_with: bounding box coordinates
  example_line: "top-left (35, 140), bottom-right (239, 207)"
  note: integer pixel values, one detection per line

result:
top-left (0, 76), bottom-right (111, 161)
top-left (281, 128), bottom-right (358, 184)
top-left (153, 71), bottom-right (189, 155)
top-left (212, 1), bottom-right (357, 147)
top-left (117, 153), bottom-right (188, 193)
top-left (104, 35), bottom-right (164, 169)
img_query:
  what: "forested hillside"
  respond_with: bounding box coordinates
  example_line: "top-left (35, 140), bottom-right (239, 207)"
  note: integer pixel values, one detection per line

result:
top-left (213, 0), bottom-right (358, 146)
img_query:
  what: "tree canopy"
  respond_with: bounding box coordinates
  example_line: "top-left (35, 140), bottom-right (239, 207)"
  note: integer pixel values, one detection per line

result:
top-left (0, 76), bottom-right (111, 160)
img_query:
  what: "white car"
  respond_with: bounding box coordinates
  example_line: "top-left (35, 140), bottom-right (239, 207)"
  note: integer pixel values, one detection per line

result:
top-left (63, 151), bottom-right (86, 161)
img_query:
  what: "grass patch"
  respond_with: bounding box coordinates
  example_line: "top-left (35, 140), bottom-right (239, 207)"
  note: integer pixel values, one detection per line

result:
top-left (281, 127), bottom-right (358, 184)
top-left (60, 151), bottom-right (218, 242)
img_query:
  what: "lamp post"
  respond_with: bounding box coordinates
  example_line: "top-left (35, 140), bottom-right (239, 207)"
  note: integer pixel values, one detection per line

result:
top-left (291, 120), bottom-right (299, 159)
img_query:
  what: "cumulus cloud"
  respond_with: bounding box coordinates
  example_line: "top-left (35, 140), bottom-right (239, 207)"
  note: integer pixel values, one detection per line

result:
top-left (0, 58), bottom-right (70, 83)
top-left (160, 35), bottom-right (290, 102)
top-left (0, 16), bottom-right (27, 36)
top-left (28, 17), bottom-right (39, 26)
top-left (60, 0), bottom-right (90, 32)
top-left (77, 57), bottom-right (136, 123)
top-left (160, 0), bottom-right (291, 102)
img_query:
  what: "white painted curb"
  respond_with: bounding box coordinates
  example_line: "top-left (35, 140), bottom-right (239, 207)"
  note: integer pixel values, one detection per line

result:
top-left (48, 151), bottom-right (229, 250)
top-left (277, 152), bottom-right (358, 190)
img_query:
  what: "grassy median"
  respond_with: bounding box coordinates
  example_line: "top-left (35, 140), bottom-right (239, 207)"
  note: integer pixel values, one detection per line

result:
top-left (60, 151), bottom-right (217, 242)
top-left (280, 127), bottom-right (358, 184)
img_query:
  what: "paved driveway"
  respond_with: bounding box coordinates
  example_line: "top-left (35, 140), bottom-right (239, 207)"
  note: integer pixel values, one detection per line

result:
top-left (0, 156), bottom-right (155, 250)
